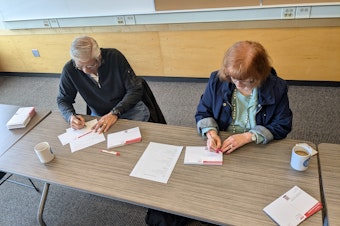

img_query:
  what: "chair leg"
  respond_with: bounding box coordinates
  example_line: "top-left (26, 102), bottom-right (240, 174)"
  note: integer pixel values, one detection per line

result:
top-left (0, 173), bottom-right (13, 186)
top-left (0, 173), bottom-right (40, 193)
top-left (28, 178), bottom-right (40, 192)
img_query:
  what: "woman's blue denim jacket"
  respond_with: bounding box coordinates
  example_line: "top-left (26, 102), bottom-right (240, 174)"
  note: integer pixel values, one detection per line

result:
top-left (195, 68), bottom-right (293, 144)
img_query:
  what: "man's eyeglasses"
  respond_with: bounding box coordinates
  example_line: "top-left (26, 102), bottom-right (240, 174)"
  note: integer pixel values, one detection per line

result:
top-left (73, 60), bottom-right (98, 71)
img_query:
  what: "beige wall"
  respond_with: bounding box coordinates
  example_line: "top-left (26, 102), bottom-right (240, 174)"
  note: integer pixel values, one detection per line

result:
top-left (0, 19), bottom-right (339, 81)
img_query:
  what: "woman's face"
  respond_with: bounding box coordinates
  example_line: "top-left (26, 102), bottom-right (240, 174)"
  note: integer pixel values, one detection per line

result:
top-left (230, 76), bottom-right (255, 92)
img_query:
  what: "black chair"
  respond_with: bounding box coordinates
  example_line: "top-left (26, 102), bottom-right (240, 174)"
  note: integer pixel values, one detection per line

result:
top-left (0, 171), bottom-right (40, 192)
top-left (140, 77), bottom-right (166, 124)
top-left (0, 171), bottom-right (5, 180)
top-left (86, 77), bottom-right (166, 124)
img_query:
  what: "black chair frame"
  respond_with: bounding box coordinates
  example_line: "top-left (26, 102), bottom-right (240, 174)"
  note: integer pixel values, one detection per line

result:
top-left (0, 172), bottom-right (40, 192)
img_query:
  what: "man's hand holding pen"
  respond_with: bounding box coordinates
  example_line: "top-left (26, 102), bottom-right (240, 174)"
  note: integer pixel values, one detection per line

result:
top-left (71, 114), bottom-right (86, 129)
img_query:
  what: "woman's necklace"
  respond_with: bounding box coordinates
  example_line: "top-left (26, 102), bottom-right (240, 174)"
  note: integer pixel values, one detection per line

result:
top-left (231, 88), bottom-right (252, 133)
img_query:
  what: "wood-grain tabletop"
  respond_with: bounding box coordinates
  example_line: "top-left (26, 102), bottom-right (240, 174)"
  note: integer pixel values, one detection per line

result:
top-left (0, 111), bottom-right (322, 225)
top-left (318, 143), bottom-right (340, 226)
top-left (0, 104), bottom-right (51, 156)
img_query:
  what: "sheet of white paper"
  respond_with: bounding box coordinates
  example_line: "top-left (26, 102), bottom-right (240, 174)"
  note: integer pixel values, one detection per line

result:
top-left (58, 132), bottom-right (74, 145)
top-left (57, 119), bottom-right (106, 152)
top-left (70, 131), bottom-right (105, 152)
top-left (58, 119), bottom-right (98, 145)
top-left (130, 142), bottom-right (183, 183)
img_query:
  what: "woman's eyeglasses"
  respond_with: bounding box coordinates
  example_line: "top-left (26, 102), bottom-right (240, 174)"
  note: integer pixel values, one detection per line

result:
top-left (230, 76), bottom-right (254, 85)
top-left (223, 69), bottom-right (255, 86)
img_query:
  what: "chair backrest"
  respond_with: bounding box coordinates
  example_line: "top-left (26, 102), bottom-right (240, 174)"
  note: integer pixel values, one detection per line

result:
top-left (86, 78), bottom-right (166, 124)
top-left (86, 105), bottom-right (92, 115)
top-left (140, 78), bottom-right (167, 124)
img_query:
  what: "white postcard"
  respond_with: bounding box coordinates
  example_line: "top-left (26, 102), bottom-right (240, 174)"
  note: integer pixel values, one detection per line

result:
top-left (263, 186), bottom-right (322, 226)
top-left (107, 127), bottom-right (141, 149)
top-left (184, 146), bottom-right (223, 165)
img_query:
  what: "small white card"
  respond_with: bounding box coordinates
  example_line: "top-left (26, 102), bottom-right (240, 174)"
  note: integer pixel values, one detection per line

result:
top-left (184, 146), bottom-right (223, 165)
top-left (263, 186), bottom-right (322, 226)
top-left (107, 127), bottom-right (141, 149)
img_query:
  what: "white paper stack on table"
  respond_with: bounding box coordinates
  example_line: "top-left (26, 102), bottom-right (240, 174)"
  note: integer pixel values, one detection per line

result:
top-left (107, 127), bottom-right (142, 148)
top-left (6, 107), bottom-right (36, 129)
top-left (263, 185), bottom-right (323, 226)
top-left (184, 146), bottom-right (223, 165)
top-left (57, 119), bottom-right (106, 152)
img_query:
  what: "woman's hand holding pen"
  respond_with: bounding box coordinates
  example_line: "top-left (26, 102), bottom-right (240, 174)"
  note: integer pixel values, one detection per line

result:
top-left (70, 114), bottom-right (86, 129)
top-left (206, 130), bottom-right (222, 152)
top-left (206, 130), bottom-right (250, 154)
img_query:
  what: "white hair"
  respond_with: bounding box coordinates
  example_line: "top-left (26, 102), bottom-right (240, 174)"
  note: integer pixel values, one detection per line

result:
top-left (70, 36), bottom-right (101, 62)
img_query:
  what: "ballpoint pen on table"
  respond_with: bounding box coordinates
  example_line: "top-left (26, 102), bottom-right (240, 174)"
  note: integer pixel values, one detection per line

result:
top-left (101, 149), bottom-right (121, 156)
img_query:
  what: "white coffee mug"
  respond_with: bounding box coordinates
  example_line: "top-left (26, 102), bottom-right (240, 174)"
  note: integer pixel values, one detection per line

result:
top-left (290, 145), bottom-right (311, 171)
top-left (34, 142), bottom-right (55, 164)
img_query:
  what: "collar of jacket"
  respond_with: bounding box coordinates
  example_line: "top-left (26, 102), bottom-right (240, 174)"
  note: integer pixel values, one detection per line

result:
top-left (258, 68), bottom-right (278, 106)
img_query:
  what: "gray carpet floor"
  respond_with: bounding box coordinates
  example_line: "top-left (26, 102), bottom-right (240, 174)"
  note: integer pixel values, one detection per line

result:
top-left (0, 75), bottom-right (339, 226)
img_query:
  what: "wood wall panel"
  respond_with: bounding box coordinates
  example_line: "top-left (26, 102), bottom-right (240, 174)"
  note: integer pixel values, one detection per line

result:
top-left (0, 32), bottom-right (164, 75)
top-left (155, 0), bottom-right (258, 11)
top-left (155, 0), bottom-right (340, 11)
top-left (95, 32), bottom-right (163, 75)
top-left (262, 0), bottom-right (340, 5)
top-left (0, 25), bottom-right (339, 81)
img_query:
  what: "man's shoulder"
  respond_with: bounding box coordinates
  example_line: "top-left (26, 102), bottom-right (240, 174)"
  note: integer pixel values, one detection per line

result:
top-left (62, 60), bottom-right (75, 74)
top-left (101, 48), bottom-right (123, 57)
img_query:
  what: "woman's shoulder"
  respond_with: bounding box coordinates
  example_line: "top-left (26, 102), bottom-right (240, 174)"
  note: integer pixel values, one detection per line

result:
top-left (266, 69), bottom-right (288, 88)
top-left (208, 70), bottom-right (221, 83)
top-left (273, 75), bottom-right (288, 89)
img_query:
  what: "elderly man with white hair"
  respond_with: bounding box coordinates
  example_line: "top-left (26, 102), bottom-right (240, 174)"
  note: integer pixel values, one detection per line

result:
top-left (57, 36), bottom-right (151, 133)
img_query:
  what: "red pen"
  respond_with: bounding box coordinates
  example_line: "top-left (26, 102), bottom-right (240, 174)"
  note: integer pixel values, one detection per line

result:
top-left (77, 130), bottom-right (93, 139)
top-left (215, 148), bottom-right (222, 153)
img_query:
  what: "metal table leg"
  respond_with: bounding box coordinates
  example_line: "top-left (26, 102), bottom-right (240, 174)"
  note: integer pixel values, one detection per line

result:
top-left (37, 182), bottom-right (50, 226)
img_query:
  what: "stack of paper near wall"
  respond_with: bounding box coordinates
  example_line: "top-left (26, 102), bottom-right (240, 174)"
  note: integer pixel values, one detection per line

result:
top-left (6, 107), bottom-right (36, 129)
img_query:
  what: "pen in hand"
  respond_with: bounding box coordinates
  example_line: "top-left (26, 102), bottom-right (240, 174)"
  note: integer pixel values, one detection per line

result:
top-left (73, 113), bottom-right (86, 128)
top-left (215, 148), bottom-right (222, 153)
top-left (207, 137), bottom-right (222, 153)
